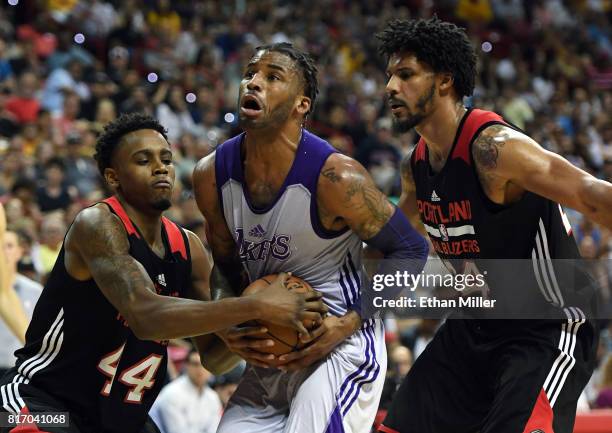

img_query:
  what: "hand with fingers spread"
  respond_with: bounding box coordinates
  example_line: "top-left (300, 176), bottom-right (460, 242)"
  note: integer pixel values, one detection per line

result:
top-left (217, 326), bottom-right (277, 368)
top-left (248, 272), bottom-right (328, 338)
top-left (275, 312), bottom-right (361, 372)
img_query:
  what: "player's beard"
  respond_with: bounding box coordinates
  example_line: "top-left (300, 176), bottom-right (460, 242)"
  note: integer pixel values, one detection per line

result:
top-left (239, 97), bottom-right (294, 130)
top-left (392, 83), bottom-right (436, 133)
top-left (151, 198), bottom-right (172, 211)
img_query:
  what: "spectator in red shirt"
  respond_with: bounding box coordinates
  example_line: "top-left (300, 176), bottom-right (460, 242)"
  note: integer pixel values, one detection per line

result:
top-left (5, 71), bottom-right (40, 124)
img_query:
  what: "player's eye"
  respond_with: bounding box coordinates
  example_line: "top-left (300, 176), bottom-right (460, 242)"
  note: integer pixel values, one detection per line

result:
top-left (268, 74), bottom-right (280, 81)
top-left (137, 160), bottom-right (148, 165)
top-left (162, 159), bottom-right (172, 165)
top-left (399, 72), bottom-right (412, 80)
top-left (244, 70), bottom-right (255, 79)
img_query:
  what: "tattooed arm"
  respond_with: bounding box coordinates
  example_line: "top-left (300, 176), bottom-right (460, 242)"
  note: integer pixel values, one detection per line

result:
top-left (276, 154), bottom-right (429, 371)
top-left (473, 124), bottom-right (612, 229)
top-left (64, 205), bottom-right (322, 341)
top-left (398, 148), bottom-right (426, 236)
top-left (319, 153), bottom-right (395, 239)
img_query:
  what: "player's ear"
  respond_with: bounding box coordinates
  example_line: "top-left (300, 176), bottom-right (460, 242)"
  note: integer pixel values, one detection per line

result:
top-left (438, 72), bottom-right (454, 95)
top-left (104, 168), bottom-right (119, 189)
top-left (295, 96), bottom-right (311, 117)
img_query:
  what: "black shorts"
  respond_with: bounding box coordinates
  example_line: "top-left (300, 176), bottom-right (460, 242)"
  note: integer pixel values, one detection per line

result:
top-left (0, 374), bottom-right (160, 433)
top-left (379, 314), bottom-right (597, 433)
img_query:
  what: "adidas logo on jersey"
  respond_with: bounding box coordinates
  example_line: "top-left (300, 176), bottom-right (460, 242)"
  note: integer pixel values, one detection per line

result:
top-left (431, 190), bottom-right (441, 202)
top-left (248, 224), bottom-right (266, 238)
top-left (157, 274), bottom-right (166, 287)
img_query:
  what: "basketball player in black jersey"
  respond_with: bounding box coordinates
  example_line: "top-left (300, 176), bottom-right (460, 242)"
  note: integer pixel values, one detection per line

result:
top-left (0, 113), bottom-right (326, 433)
top-left (376, 18), bottom-right (612, 433)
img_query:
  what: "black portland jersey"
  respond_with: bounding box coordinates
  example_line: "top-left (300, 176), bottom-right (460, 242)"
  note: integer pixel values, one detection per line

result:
top-left (9, 196), bottom-right (192, 432)
top-left (411, 109), bottom-right (596, 320)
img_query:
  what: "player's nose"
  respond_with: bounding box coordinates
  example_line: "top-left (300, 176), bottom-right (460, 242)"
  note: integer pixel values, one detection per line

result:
top-left (385, 75), bottom-right (400, 96)
top-left (152, 160), bottom-right (169, 175)
top-left (246, 72), bottom-right (263, 92)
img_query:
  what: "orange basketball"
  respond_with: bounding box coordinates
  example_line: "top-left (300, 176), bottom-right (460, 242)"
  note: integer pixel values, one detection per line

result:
top-left (242, 274), bottom-right (317, 356)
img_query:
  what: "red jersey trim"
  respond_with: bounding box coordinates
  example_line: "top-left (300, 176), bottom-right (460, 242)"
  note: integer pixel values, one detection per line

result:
top-left (413, 138), bottom-right (427, 162)
top-left (378, 425), bottom-right (401, 433)
top-left (522, 389), bottom-right (554, 433)
top-left (451, 109), bottom-right (507, 164)
top-left (162, 217), bottom-right (188, 260)
top-left (102, 196), bottom-right (140, 238)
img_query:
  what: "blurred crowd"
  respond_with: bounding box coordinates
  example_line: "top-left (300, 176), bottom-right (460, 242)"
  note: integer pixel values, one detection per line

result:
top-left (0, 0), bottom-right (611, 428)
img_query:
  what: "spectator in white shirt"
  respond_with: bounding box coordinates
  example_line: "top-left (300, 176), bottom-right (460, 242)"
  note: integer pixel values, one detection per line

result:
top-left (150, 349), bottom-right (222, 433)
top-left (0, 228), bottom-right (42, 376)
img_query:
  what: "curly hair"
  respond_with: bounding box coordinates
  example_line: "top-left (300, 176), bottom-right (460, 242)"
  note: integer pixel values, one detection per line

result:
top-left (376, 17), bottom-right (477, 99)
top-left (255, 42), bottom-right (319, 118)
top-left (94, 113), bottom-right (168, 176)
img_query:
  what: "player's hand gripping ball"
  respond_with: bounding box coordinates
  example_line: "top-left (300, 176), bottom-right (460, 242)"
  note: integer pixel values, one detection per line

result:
top-left (242, 274), bottom-right (319, 356)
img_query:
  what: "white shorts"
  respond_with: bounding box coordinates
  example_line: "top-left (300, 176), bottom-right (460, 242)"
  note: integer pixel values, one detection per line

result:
top-left (216, 319), bottom-right (387, 433)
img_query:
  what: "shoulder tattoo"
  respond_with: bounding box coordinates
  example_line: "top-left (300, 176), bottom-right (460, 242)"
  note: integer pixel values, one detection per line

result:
top-left (473, 124), bottom-right (510, 170)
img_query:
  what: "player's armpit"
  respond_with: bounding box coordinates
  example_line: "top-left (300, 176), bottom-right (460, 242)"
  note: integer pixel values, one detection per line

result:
top-left (474, 125), bottom-right (612, 230)
top-left (318, 153), bottom-right (395, 240)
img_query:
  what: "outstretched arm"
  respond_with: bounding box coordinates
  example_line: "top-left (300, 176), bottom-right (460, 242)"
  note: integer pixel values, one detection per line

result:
top-left (67, 204), bottom-right (319, 341)
top-left (0, 203), bottom-right (28, 343)
top-left (66, 205), bottom-right (266, 340)
top-left (473, 124), bottom-right (612, 230)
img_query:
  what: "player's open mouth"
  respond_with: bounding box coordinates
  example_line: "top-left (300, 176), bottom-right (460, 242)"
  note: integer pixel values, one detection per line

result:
top-left (389, 100), bottom-right (407, 114)
top-left (240, 95), bottom-right (263, 117)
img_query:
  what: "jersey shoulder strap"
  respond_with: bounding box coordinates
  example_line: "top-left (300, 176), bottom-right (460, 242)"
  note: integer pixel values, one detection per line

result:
top-left (451, 109), bottom-right (509, 165)
top-left (161, 217), bottom-right (189, 260)
top-left (102, 196), bottom-right (140, 238)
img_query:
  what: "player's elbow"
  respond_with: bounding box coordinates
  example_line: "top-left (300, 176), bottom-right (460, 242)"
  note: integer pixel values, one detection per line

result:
top-left (124, 298), bottom-right (164, 340)
top-left (201, 356), bottom-right (241, 376)
top-left (126, 311), bottom-right (156, 340)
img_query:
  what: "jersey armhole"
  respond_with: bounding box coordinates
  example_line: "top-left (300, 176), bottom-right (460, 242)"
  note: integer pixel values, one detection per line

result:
top-left (468, 120), bottom-right (526, 213)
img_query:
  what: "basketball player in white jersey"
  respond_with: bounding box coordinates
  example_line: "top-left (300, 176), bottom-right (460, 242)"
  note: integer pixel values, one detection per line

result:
top-left (193, 43), bottom-right (428, 433)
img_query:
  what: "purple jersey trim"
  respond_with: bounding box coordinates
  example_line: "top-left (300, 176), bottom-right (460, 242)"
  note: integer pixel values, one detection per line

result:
top-left (215, 130), bottom-right (349, 239)
top-left (214, 133), bottom-right (244, 215)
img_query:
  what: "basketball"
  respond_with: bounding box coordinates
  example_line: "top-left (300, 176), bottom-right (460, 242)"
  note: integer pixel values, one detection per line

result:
top-left (241, 274), bottom-right (318, 356)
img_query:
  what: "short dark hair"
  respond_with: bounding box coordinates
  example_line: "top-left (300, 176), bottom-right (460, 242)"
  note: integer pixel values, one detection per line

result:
top-left (255, 42), bottom-right (319, 118)
top-left (94, 113), bottom-right (168, 176)
top-left (6, 226), bottom-right (32, 248)
top-left (45, 156), bottom-right (66, 172)
top-left (11, 177), bottom-right (36, 194)
top-left (376, 17), bottom-right (477, 99)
